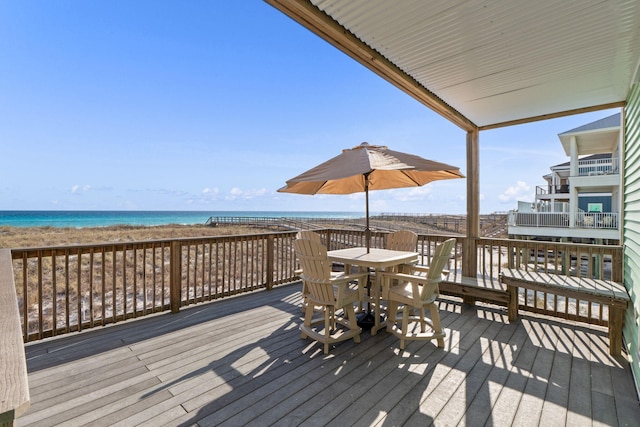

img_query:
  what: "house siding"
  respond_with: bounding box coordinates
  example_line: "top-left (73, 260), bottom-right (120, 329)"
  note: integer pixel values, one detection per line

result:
top-left (578, 195), bottom-right (612, 212)
top-left (624, 81), bottom-right (640, 395)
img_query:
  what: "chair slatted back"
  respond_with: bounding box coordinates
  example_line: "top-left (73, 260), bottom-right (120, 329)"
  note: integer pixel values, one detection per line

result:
top-left (420, 238), bottom-right (456, 301)
top-left (293, 239), bottom-right (335, 305)
top-left (296, 230), bottom-right (323, 245)
top-left (387, 230), bottom-right (418, 252)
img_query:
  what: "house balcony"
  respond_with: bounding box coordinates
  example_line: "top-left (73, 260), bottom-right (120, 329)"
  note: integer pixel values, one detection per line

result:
top-left (508, 212), bottom-right (621, 241)
top-left (570, 157), bottom-right (620, 192)
top-left (536, 184), bottom-right (569, 197)
top-left (577, 157), bottom-right (619, 176)
top-left (2, 229), bottom-right (637, 425)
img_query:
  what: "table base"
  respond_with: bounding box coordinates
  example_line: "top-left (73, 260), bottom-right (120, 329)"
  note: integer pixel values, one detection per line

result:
top-left (357, 311), bottom-right (385, 332)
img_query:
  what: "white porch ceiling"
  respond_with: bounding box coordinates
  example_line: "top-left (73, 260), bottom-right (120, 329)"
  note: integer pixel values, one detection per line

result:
top-left (266, 0), bottom-right (640, 131)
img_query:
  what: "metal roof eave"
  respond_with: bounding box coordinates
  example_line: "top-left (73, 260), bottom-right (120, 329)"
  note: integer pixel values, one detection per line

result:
top-left (265, 0), bottom-right (630, 132)
top-left (265, 0), bottom-right (478, 132)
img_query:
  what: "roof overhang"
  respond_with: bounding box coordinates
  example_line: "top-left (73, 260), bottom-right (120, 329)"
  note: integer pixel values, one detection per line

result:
top-left (558, 114), bottom-right (622, 155)
top-left (559, 127), bottom-right (621, 156)
top-left (265, 0), bottom-right (640, 131)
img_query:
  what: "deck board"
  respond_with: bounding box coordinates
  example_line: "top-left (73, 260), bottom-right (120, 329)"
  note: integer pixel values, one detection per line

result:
top-left (17, 283), bottom-right (640, 427)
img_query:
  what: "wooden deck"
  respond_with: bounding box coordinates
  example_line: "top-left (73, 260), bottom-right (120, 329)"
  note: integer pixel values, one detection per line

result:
top-left (18, 283), bottom-right (640, 426)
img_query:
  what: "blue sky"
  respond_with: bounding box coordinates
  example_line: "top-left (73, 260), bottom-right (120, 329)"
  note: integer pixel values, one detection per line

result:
top-left (0, 2), bottom-right (620, 214)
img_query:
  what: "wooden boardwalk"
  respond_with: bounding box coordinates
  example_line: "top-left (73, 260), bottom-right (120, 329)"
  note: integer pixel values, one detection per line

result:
top-left (18, 283), bottom-right (639, 426)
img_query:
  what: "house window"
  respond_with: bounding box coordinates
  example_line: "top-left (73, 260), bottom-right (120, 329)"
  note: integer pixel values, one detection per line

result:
top-left (588, 203), bottom-right (603, 213)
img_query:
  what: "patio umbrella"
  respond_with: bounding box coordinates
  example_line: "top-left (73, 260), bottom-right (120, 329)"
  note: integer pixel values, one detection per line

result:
top-left (278, 142), bottom-right (464, 252)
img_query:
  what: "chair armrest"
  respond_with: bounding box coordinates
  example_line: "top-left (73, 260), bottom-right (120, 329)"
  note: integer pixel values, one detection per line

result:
top-left (401, 263), bottom-right (430, 274)
top-left (398, 264), bottom-right (450, 277)
top-left (333, 272), bottom-right (369, 301)
top-left (379, 271), bottom-right (443, 300)
top-left (380, 270), bottom-right (441, 289)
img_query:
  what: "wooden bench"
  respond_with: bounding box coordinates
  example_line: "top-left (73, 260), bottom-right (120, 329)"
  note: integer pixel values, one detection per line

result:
top-left (499, 268), bottom-right (630, 356)
top-left (440, 275), bottom-right (510, 307)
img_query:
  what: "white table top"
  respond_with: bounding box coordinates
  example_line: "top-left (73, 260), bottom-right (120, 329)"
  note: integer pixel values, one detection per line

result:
top-left (327, 247), bottom-right (418, 269)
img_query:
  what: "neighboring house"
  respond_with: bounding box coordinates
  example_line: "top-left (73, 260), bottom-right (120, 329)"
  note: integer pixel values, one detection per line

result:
top-left (508, 113), bottom-right (622, 244)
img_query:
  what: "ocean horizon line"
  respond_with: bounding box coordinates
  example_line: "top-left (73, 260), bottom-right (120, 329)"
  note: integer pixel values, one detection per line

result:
top-left (0, 210), bottom-right (364, 228)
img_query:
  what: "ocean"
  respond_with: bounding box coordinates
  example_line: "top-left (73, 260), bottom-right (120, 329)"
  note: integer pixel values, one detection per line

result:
top-left (0, 210), bottom-right (360, 228)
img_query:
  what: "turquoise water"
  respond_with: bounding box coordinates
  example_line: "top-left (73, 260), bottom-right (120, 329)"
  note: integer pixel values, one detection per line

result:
top-left (0, 211), bottom-right (360, 228)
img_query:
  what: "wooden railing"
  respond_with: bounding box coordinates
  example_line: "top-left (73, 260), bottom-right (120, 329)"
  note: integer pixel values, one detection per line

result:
top-left (473, 237), bottom-right (622, 326)
top-left (0, 249), bottom-right (30, 424)
top-left (8, 230), bottom-right (623, 343)
top-left (10, 232), bottom-right (301, 342)
top-left (2, 229), bottom-right (624, 421)
top-left (475, 237), bottom-right (620, 280)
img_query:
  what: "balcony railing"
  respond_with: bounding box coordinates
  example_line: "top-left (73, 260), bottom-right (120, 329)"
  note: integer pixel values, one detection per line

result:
top-left (536, 184), bottom-right (569, 195)
top-left (508, 212), bottom-right (619, 229)
top-left (574, 212), bottom-right (619, 228)
top-left (577, 157), bottom-right (619, 176)
top-left (508, 212), bottom-right (570, 227)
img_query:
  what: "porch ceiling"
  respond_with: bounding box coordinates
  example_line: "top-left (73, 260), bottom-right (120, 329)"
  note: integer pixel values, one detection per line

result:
top-left (559, 127), bottom-right (621, 156)
top-left (265, 0), bottom-right (640, 131)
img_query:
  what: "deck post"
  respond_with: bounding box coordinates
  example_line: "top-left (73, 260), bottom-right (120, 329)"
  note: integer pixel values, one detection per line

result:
top-left (612, 247), bottom-right (622, 282)
top-left (609, 307), bottom-right (624, 356)
top-left (170, 241), bottom-right (182, 313)
top-left (463, 128), bottom-right (480, 277)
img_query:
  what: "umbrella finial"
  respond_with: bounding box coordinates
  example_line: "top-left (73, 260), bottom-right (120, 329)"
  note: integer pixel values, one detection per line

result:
top-left (344, 142), bottom-right (370, 152)
top-left (354, 142), bottom-right (388, 151)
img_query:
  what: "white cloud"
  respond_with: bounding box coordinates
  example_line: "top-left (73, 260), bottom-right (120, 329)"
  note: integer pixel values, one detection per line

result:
top-left (394, 186), bottom-right (433, 202)
top-left (498, 181), bottom-right (532, 202)
top-left (71, 184), bottom-right (90, 194)
top-left (202, 187), bottom-right (220, 197)
top-left (225, 187), bottom-right (269, 200)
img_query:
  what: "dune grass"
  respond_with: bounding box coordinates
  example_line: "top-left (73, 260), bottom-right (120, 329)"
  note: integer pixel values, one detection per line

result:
top-left (0, 224), bottom-right (273, 249)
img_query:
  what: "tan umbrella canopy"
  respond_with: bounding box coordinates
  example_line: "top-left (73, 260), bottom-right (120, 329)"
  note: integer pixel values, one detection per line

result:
top-left (278, 142), bottom-right (464, 251)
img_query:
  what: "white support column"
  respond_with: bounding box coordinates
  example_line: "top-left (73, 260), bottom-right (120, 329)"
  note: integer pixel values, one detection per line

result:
top-left (569, 136), bottom-right (578, 227)
top-left (570, 136), bottom-right (578, 176)
top-left (618, 111), bottom-right (625, 242)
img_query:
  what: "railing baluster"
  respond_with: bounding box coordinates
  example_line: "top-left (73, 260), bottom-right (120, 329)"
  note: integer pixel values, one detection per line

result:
top-left (170, 241), bottom-right (181, 313)
top-left (132, 246), bottom-right (137, 317)
top-left (77, 249), bottom-right (82, 332)
top-left (64, 251), bottom-right (70, 333)
top-left (37, 250), bottom-right (43, 339)
top-left (52, 254), bottom-right (58, 335)
top-left (152, 244), bottom-right (157, 312)
top-left (89, 248), bottom-right (94, 328)
top-left (142, 246), bottom-right (147, 315)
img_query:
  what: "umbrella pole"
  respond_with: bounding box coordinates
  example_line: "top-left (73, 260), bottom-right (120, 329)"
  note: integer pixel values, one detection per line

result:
top-left (365, 173), bottom-right (370, 253)
top-left (358, 181), bottom-right (381, 330)
top-left (356, 173), bottom-right (378, 329)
